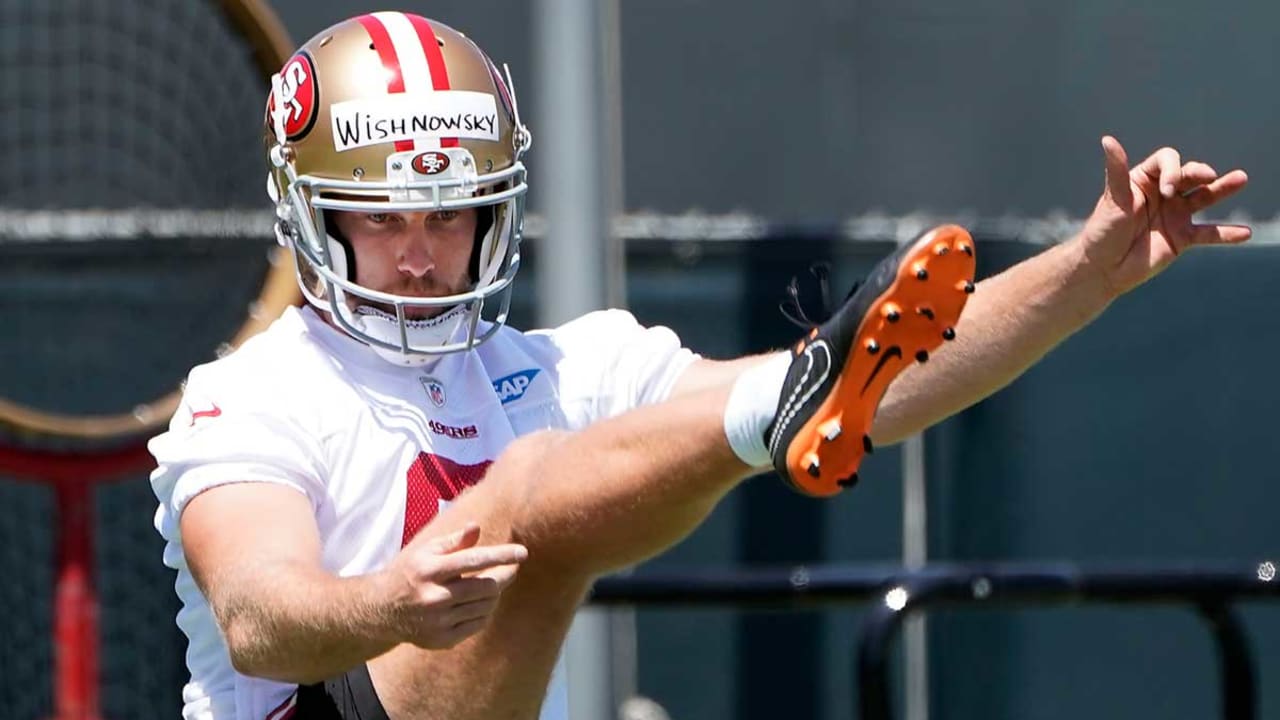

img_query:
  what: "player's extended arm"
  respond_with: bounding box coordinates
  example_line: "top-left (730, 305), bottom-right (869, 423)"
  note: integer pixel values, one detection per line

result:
top-left (181, 482), bottom-right (527, 684)
top-left (874, 137), bottom-right (1249, 442)
top-left (666, 250), bottom-right (1108, 446)
top-left (868, 236), bottom-right (1108, 442)
top-left (674, 137), bottom-right (1249, 446)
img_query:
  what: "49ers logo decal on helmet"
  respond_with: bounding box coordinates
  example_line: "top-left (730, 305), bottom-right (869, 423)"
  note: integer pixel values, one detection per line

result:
top-left (269, 52), bottom-right (319, 141)
top-left (411, 151), bottom-right (450, 175)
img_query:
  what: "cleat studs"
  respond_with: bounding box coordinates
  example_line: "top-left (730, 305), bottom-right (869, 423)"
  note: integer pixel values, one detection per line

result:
top-left (934, 244), bottom-right (950, 256)
top-left (866, 339), bottom-right (880, 354)
top-left (959, 243), bottom-right (973, 256)
top-left (913, 264), bottom-right (928, 280)
top-left (836, 473), bottom-right (859, 488)
top-left (958, 280), bottom-right (975, 294)
top-left (917, 306), bottom-right (935, 320)
top-left (883, 303), bottom-right (901, 323)
top-left (820, 419), bottom-right (843, 441)
top-left (942, 327), bottom-right (956, 341)
top-left (863, 434), bottom-right (875, 454)
top-left (805, 455), bottom-right (821, 477)
top-left (915, 350), bottom-right (929, 363)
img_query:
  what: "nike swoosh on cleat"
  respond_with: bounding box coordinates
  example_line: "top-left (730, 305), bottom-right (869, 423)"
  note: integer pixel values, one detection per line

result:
top-left (768, 340), bottom-right (832, 457)
top-left (860, 346), bottom-right (902, 396)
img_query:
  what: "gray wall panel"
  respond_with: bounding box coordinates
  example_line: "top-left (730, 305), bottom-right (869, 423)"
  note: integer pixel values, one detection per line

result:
top-left (268, 0), bottom-right (1276, 218)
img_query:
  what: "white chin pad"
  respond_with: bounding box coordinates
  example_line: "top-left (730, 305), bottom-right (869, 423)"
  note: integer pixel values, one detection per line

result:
top-left (348, 303), bottom-right (470, 366)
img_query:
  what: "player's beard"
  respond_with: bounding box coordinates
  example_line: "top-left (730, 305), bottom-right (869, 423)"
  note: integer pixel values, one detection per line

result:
top-left (358, 275), bottom-right (474, 320)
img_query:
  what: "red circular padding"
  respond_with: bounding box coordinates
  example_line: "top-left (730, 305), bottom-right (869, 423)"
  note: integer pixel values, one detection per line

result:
top-left (0, 442), bottom-right (154, 485)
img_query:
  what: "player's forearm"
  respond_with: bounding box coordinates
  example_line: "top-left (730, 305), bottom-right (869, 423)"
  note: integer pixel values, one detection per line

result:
top-left (217, 563), bottom-right (402, 684)
top-left (870, 236), bottom-right (1113, 444)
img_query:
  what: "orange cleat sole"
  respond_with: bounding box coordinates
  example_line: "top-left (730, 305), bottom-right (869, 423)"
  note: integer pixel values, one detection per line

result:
top-left (773, 224), bottom-right (976, 497)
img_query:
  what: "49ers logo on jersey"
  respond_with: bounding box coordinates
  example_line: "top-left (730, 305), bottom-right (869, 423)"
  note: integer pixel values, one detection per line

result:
top-left (411, 151), bottom-right (450, 175)
top-left (429, 419), bottom-right (478, 440)
top-left (267, 52), bottom-right (319, 140)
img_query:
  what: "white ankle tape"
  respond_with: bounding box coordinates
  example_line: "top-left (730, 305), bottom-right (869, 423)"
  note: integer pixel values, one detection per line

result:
top-left (723, 352), bottom-right (791, 468)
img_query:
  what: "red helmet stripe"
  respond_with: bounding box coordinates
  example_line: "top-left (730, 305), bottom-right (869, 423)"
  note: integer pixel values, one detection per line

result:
top-left (406, 14), bottom-right (458, 148)
top-left (356, 14), bottom-right (415, 152)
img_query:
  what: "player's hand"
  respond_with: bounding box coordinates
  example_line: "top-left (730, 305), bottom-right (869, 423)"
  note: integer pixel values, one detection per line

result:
top-left (385, 522), bottom-right (528, 649)
top-left (1077, 136), bottom-right (1250, 297)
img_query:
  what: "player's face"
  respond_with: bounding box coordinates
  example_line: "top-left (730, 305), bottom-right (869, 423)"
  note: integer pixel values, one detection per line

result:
top-left (330, 208), bottom-right (477, 319)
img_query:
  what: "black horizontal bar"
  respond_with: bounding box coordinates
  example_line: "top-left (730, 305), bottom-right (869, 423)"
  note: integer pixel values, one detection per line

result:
top-left (587, 561), bottom-right (1280, 608)
top-left (588, 562), bottom-right (1277, 720)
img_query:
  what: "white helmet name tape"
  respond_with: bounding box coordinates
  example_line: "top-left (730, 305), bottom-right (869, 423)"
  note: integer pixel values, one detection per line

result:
top-left (330, 92), bottom-right (500, 152)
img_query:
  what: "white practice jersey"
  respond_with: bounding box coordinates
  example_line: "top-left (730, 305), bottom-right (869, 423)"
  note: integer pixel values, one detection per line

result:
top-left (150, 306), bottom-right (697, 720)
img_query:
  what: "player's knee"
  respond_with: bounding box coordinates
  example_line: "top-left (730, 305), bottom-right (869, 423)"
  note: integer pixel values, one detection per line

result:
top-left (440, 429), bottom-right (569, 536)
top-left (474, 429), bottom-right (570, 523)
top-left (491, 429), bottom-right (570, 482)
top-left (484, 429), bottom-right (587, 555)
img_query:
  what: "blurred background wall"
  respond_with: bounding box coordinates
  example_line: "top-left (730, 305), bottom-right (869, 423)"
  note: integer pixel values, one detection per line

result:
top-left (273, 0), bottom-right (1273, 221)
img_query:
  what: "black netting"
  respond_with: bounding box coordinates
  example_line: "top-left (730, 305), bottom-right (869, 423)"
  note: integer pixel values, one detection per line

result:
top-left (0, 479), bottom-right (55, 720)
top-left (98, 475), bottom-right (187, 720)
top-left (0, 473), bottom-right (193, 720)
top-left (0, 0), bottom-right (285, 716)
top-left (0, 0), bottom-right (282, 422)
top-left (0, 0), bottom-right (269, 209)
top-left (0, 237), bottom-right (273, 421)
top-left (0, 230), bottom-right (276, 712)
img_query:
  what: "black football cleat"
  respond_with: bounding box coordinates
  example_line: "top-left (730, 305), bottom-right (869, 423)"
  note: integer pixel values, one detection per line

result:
top-left (765, 224), bottom-right (976, 496)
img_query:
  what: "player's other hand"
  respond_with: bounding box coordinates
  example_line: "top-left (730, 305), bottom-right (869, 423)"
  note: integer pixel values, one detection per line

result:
top-left (385, 522), bottom-right (528, 649)
top-left (1078, 135), bottom-right (1250, 298)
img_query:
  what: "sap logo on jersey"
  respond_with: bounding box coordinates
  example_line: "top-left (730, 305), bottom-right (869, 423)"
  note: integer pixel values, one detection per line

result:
top-left (493, 369), bottom-right (540, 404)
top-left (429, 420), bottom-right (478, 440)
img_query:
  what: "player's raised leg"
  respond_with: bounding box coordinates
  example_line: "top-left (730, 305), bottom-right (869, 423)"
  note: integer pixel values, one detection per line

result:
top-left (364, 226), bottom-right (977, 719)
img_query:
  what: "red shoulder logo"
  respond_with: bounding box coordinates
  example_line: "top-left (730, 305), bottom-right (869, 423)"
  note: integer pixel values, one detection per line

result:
top-left (189, 404), bottom-right (222, 426)
top-left (266, 52), bottom-right (319, 141)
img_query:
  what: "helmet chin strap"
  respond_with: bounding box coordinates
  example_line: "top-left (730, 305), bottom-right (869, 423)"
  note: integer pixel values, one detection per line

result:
top-left (345, 303), bottom-right (470, 367)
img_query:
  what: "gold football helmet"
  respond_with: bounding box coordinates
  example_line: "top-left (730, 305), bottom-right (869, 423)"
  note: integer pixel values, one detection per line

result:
top-left (265, 12), bottom-right (531, 364)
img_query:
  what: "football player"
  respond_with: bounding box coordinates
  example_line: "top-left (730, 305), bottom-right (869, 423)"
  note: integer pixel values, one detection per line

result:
top-left (150, 11), bottom-right (1248, 720)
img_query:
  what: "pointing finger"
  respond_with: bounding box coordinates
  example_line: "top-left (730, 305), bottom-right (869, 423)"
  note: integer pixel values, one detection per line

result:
top-left (421, 523), bottom-right (482, 554)
top-left (425, 543), bottom-right (529, 580)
